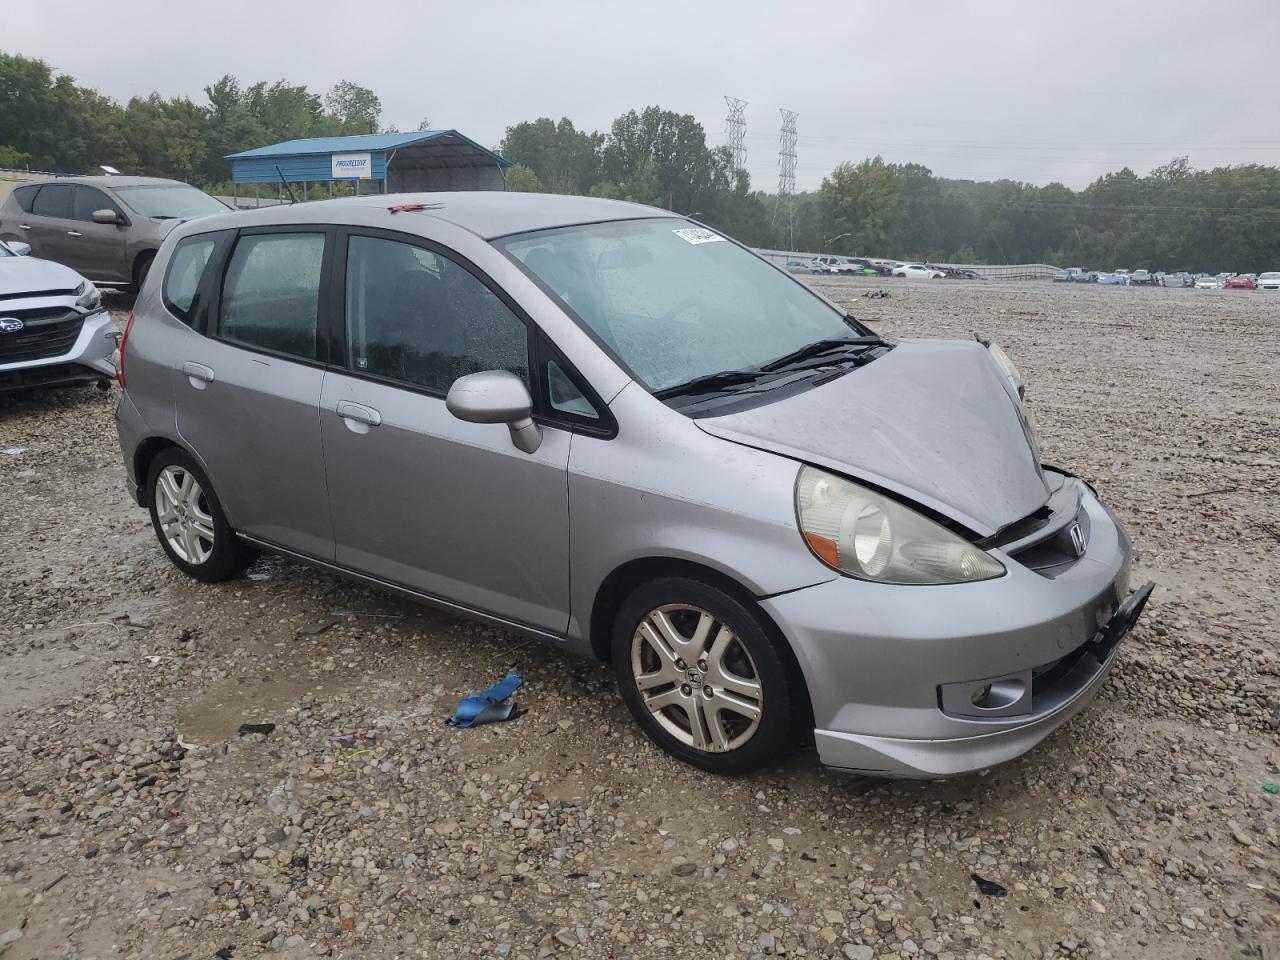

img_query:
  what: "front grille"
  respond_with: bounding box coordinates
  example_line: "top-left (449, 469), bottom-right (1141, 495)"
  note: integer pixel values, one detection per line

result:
top-left (0, 308), bottom-right (85, 364)
top-left (1008, 507), bottom-right (1091, 579)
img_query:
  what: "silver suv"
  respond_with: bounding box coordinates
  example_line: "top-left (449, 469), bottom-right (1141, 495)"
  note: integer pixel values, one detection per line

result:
top-left (115, 193), bottom-right (1150, 777)
top-left (0, 176), bottom-right (228, 292)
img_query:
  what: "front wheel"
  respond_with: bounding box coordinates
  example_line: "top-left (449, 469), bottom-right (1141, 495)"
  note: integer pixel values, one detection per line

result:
top-left (611, 578), bottom-right (796, 774)
top-left (146, 449), bottom-right (257, 582)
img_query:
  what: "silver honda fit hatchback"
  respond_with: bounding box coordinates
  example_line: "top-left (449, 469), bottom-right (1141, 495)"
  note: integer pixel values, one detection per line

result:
top-left (115, 193), bottom-right (1151, 777)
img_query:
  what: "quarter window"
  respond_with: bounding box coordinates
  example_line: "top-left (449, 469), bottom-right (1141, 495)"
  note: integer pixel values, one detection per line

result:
top-left (219, 233), bottom-right (325, 360)
top-left (163, 235), bottom-right (217, 322)
top-left (31, 183), bottom-right (73, 219)
top-left (12, 184), bottom-right (40, 213)
top-left (547, 359), bottom-right (599, 420)
top-left (344, 235), bottom-right (529, 392)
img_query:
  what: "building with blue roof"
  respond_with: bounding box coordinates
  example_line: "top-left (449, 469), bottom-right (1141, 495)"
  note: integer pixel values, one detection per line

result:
top-left (225, 130), bottom-right (510, 199)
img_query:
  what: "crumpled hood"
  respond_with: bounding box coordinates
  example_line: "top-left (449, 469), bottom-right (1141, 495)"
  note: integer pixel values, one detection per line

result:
top-left (696, 338), bottom-right (1051, 536)
top-left (0, 255), bottom-right (83, 297)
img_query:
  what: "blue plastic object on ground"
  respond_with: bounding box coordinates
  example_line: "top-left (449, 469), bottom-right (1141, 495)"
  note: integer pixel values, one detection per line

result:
top-left (447, 671), bottom-right (524, 728)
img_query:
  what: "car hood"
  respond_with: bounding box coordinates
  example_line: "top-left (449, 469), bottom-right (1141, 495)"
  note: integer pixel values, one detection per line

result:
top-left (695, 339), bottom-right (1052, 537)
top-left (0, 255), bottom-right (83, 297)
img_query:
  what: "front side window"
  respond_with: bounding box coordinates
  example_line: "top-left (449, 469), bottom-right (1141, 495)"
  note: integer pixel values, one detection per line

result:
top-left (498, 218), bottom-right (856, 394)
top-left (71, 186), bottom-right (122, 222)
top-left (31, 183), bottom-right (74, 219)
top-left (344, 234), bottom-right (528, 393)
top-left (164, 235), bottom-right (218, 322)
top-left (219, 233), bottom-right (325, 360)
top-left (114, 185), bottom-right (227, 219)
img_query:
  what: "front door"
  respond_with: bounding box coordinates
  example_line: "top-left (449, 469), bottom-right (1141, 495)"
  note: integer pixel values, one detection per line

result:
top-left (68, 186), bottom-right (129, 284)
top-left (319, 231), bottom-right (572, 635)
top-left (174, 228), bottom-right (334, 559)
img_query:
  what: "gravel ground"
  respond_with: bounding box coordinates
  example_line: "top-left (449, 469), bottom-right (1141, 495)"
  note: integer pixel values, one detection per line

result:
top-left (0, 279), bottom-right (1276, 960)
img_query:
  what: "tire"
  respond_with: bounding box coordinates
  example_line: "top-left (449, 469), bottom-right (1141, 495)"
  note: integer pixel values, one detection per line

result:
top-left (146, 448), bottom-right (258, 582)
top-left (611, 577), bottom-right (796, 775)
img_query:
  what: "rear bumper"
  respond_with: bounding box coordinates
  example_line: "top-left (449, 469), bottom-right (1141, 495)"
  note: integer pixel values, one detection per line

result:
top-left (761, 485), bottom-right (1145, 778)
top-left (0, 310), bottom-right (116, 392)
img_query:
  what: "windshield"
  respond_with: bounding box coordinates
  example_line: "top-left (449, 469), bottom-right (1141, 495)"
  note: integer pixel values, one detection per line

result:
top-left (1259, 273), bottom-right (1280, 280)
top-left (0, 242), bottom-right (14, 257)
top-left (113, 185), bottom-right (228, 219)
top-left (498, 218), bottom-right (860, 393)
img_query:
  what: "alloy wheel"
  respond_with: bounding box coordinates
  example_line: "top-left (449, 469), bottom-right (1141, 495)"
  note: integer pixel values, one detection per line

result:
top-left (154, 464), bottom-right (215, 564)
top-left (630, 604), bottom-right (763, 753)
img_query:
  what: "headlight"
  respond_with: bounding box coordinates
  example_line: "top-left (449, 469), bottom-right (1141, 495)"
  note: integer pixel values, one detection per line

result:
top-left (986, 342), bottom-right (1023, 399)
top-left (75, 281), bottom-right (101, 312)
top-left (796, 467), bottom-right (1005, 585)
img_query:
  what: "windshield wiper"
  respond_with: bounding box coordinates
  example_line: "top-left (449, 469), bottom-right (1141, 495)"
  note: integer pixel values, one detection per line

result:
top-left (654, 368), bottom-right (768, 401)
top-left (758, 335), bottom-right (885, 372)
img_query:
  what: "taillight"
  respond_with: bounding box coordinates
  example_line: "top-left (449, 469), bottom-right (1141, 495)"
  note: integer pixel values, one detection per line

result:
top-left (117, 312), bottom-right (135, 388)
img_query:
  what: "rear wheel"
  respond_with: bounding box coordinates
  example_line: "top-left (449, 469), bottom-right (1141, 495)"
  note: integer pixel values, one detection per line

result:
top-left (146, 449), bottom-right (257, 582)
top-left (131, 253), bottom-right (155, 295)
top-left (612, 578), bottom-right (795, 774)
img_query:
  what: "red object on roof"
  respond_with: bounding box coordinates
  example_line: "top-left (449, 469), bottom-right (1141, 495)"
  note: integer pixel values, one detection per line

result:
top-left (387, 202), bottom-right (428, 214)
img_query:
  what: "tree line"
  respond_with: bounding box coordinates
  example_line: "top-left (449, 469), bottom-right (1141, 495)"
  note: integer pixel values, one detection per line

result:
top-left (4, 50), bottom-right (1278, 271)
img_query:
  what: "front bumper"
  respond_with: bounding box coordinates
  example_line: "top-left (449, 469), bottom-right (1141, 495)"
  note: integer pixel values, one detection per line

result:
top-left (762, 484), bottom-right (1147, 778)
top-left (0, 310), bottom-right (117, 392)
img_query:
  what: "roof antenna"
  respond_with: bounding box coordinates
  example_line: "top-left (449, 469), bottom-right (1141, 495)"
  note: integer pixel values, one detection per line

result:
top-left (275, 165), bottom-right (299, 204)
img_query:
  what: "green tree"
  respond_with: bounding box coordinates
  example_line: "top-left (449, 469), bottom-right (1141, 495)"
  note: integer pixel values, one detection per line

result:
top-left (324, 80), bottom-right (381, 134)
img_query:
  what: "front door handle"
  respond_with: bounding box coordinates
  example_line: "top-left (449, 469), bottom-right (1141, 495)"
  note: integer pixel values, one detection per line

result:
top-left (181, 361), bottom-right (215, 389)
top-left (336, 400), bottom-right (381, 433)
top-left (18, 224), bottom-right (31, 231)
top-left (67, 230), bottom-right (82, 237)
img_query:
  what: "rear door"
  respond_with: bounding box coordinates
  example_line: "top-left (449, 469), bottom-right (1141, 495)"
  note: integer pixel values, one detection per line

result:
top-left (319, 228), bottom-right (573, 634)
top-left (68, 186), bottom-right (129, 283)
top-left (173, 226), bottom-right (335, 559)
top-left (25, 183), bottom-right (77, 263)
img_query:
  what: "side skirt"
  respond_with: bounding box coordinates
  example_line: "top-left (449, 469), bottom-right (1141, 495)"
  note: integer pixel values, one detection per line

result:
top-left (235, 532), bottom-right (568, 647)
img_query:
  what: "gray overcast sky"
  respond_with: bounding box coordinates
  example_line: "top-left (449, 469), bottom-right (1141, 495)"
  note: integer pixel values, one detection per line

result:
top-left (7, 0), bottom-right (1278, 191)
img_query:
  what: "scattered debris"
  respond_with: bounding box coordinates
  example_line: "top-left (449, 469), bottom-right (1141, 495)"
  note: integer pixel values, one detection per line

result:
top-left (1264, 783), bottom-right (1279, 795)
top-left (1091, 844), bottom-right (1115, 869)
top-left (2, 446), bottom-right (27, 456)
top-left (446, 671), bottom-right (523, 728)
top-left (971, 874), bottom-right (1008, 897)
top-left (297, 619), bottom-right (340, 636)
top-left (1184, 487), bottom-right (1238, 499)
top-left (861, 289), bottom-right (891, 299)
top-left (237, 723), bottom-right (276, 738)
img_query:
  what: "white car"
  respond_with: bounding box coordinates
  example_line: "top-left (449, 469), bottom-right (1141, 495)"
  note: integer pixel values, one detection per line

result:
top-left (1256, 272), bottom-right (1280, 290)
top-left (892, 263), bottom-right (945, 279)
top-left (1194, 276), bottom-right (1223, 290)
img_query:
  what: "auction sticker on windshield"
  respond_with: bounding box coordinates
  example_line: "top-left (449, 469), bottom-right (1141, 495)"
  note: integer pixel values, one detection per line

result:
top-left (673, 227), bottom-right (726, 245)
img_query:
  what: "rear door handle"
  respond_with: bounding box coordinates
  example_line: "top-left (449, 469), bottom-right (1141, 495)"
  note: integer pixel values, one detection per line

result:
top-left (181, 361), bottom-right (215, 389)
top-left (67, 230), bottom-right (82, 237)
top-left (18, 224), bottom-right (30, 230)
top-left (336, 400), bottom-right (381, 433)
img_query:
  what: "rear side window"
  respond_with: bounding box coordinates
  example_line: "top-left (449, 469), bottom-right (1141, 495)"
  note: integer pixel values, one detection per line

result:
top-left (31, 183), bottom-right (73, 219)
top-left (11, 184), bottom-right (41, 213)
top-left (343, 234), bottom-right (528, 392)
top-left (219, 233), bottom-right (325, 360)
top-left (163, 235), bottom-right (217, 322)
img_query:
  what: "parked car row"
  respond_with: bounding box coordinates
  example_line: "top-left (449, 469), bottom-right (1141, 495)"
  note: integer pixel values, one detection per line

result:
top-left (786, 256), bottom-right (979, 279)
top-left (1055, 266), bottom-right (1278, 289)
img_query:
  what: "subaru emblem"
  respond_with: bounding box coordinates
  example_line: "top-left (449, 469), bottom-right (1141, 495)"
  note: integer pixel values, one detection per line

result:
top-left (1068, 522), bottom-right (1087, 558)
top-left (0, 317), bottom-right (23, 333)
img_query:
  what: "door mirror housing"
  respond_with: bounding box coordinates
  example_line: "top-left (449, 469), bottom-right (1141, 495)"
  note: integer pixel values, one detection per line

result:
top-left (4, 241), bottom-right (31, 257)
top-left (92, 209), bottom-right (122, 225)
top-left (446, 370), bottom-right (542, 454)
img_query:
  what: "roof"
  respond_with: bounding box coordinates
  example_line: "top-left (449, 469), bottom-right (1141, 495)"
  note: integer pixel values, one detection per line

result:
top-left (225, 130), bottom-right (510, 167)
top-left (48, 175), bottom-right (192, 188)
top-left (174, 191), bottom-right (679, 241)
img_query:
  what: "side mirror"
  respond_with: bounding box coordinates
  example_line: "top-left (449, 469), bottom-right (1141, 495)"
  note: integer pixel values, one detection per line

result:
top-left (92, 209), bottom-right (121, 225)
top-left (446, 370), bottom-right (542, 454)
top-left (5, 241), bottom-right (31, 257)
